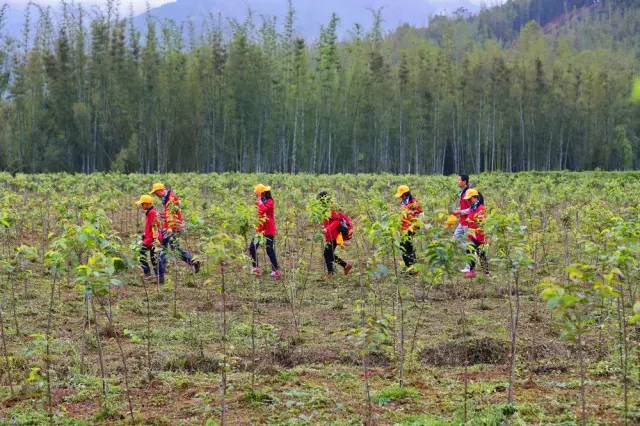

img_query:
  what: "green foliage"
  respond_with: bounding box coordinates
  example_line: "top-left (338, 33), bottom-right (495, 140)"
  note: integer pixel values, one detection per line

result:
top-left (242, 389), bottom-right (278, 407)
top-left (0, 171), bottom-right (639, 424)
top-left (372, 385), bottom-right (420, 406)
top-left (347, 299), bottom-right (395, 358)
top-left (633, 77), bottom-right (640, 103)
top-left (0, 1), bottom-right (639, 173)
top-left (75, 252), bottom-right (126, 297)
top-left (541, 264), bottom-right (614, 342)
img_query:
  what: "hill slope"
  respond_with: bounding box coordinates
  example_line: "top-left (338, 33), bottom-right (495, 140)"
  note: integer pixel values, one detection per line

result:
top-left (132, 0), bottom-right (481, 39)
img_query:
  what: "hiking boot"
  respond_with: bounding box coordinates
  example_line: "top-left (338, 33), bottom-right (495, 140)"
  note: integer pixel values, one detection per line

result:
top-left (193, 260), bottom-right (201, 274)
top-left (270, 270), bottom-right (282, 280)
top-left (251, 267), bottom-right (262, 277)
top-left (464, 270), bottom-right (477, 279)
top-left (343, 262), bottom-right (353, 275)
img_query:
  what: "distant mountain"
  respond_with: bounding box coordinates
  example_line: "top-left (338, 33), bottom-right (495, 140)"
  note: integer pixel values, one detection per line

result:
top-left (132, 0), bottom-right (481, 40)
top-left (1, 1), bottom-right (484, 41)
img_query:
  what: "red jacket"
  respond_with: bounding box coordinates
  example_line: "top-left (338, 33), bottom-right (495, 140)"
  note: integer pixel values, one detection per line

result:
top-left (162, 191), bottom-right (185, 232)
top-left (458, 187), bottom-right (471, 226)
top-left (467, 203), bottom-right (486, 244)
top-left (143, 208), bottom-right (161, 248)
top-left (400, 196), bottom-right (423, 232)
top-left (323, 211), bottom-right (344, 242)
top-left (256, 197), bottom-right (277, 237)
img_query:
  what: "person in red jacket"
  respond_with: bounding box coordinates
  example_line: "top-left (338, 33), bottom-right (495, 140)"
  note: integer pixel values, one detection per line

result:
top-left (452, 174), bottom-right (474, 272)
top-left (136, 195), bottom-right (165, 283)
top-left (150, 183), bottom-right (200, 274)
top-left (463, 189), bottom-right (488, 278)
top-left (318, 192), bottom-right (353, 276)
top-left (453, 174), bottom-right (471, 242)
top-left (249, 184), bottom-right (281, 279)
top-left (395, 185), bottom-right (423, 269)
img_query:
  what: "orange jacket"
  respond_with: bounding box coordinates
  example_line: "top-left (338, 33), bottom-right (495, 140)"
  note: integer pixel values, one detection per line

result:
top-left (467, 203), bottom-right (486, 244)
top-left (161, 190), bottom-right (185, 233)
top-left (400, 196), bottom-right (423, 233)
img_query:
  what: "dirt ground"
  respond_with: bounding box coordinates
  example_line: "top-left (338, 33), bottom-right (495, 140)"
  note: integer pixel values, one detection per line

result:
top-left (0, 249), bottom-right (635, 425)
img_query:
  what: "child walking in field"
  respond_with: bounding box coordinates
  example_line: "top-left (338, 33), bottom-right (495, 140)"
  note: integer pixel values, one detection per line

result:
top-left (137, 194), bottom-right (164, 284)
top-left (249, 184), bottom-right (282, 280)
top-left (318, 192), bottom-right (353, 277)
top-left (149, 182), bottom-right (201, 274)
top-left (395, 185), bottom-right (423, 270)
top-left (463, 189), bottom-right (489, 278)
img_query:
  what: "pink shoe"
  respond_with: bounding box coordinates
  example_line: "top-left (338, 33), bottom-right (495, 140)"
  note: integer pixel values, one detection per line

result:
top-left (270, 270), bottom-right (282, 280)
top-left (251, 267), bottom-right (262, 276)
top-left (464, 271), bottom-right (477, 279)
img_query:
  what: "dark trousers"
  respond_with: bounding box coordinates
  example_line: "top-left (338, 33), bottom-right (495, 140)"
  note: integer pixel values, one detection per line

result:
top-left (249, 236), bottom-right (279, 271)
top-left (324, 241), bottom-right (347, 274)
top-left (140, 245), bottom-right (164, 278)
top-left (162, 233), bottom-right (193, 266)
top-left (401, 232), bottom-right (417, 268)
top-left (468, 239), bottom-right (488, 273)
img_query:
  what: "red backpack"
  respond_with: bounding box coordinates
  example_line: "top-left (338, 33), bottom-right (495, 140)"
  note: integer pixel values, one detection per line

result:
top-left (338, 213), bottom-right (354, 241)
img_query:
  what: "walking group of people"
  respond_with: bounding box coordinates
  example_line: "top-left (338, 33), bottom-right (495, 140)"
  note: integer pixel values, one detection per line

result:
top-left (247, 186), bottom-right (355, 279)
top-left (136, 183), bottom-right (201, 284)
top-left (136, 174), bottom-right (489, 282)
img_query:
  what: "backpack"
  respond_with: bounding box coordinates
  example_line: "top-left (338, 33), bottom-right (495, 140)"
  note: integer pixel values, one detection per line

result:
top-left (338, 213), bottom-right (354, 241)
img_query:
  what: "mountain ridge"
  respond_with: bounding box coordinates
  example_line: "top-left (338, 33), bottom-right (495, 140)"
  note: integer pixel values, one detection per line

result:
top-left (2, 0), bottom-right (483, 40)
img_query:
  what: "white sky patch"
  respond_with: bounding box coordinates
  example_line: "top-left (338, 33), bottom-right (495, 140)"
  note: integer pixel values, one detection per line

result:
top-left (432, 0), bottom-right (506, 5)
top-left (8, 0), bottom-right (172, 13)
top-left (7, 0), bottom-right (509, 15)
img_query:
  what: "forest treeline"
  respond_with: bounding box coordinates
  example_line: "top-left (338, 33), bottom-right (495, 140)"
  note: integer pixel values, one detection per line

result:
top-left (0, 0), bottom-right (639, 174)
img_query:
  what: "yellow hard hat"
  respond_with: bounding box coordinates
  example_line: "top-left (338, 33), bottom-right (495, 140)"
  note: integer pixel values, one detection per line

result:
top-left (136, 194), bottom-right (154, 206)
top-left (149, 182), bottom-right (166, 194)
top-left (336, 233), bottom-right (345, 246)
top-left (464, 188), bottom-right (479, 200)
top-left (254, 184), bottom-right (272, 194)
top-left (395, 185), bottom-right (410, 198)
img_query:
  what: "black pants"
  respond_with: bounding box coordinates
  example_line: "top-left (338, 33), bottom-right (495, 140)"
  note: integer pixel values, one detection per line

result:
top-left (324, 241), bottom-right (347, 274)
top-left (162, 233), bottom-right (194, 266)
top-left (401, 232), bottom-right (417, 268)
top-left (468, 239), bottom-right (488, 273)
top-left (140, 245), bottom-right (163, 278)
top-left (249, 236), bottom-right (279, 271)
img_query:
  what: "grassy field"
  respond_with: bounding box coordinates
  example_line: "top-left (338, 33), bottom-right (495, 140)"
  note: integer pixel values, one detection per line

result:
top-left (0, 172), bottom-right (638, 425)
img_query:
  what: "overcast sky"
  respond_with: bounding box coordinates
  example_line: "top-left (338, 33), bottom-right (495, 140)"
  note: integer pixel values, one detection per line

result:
top-left (8, 0), bottom-right (507, 14)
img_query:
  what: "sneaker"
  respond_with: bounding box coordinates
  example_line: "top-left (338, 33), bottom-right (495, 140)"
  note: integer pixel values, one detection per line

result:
top-left (193, 260), bottom-right (201, 274)
top-left (460, 265), bottom-right (471, 273)
top-left (270, 270), bottom-right (282, 280)
top-left (343, 262), bottom-right (353, 275)
top-left (464, 271), bottom-right (477, 279)
top-left (251, 267), bottom-right (262, 277)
